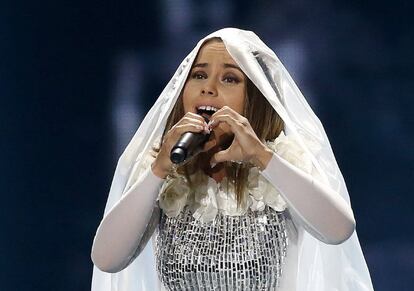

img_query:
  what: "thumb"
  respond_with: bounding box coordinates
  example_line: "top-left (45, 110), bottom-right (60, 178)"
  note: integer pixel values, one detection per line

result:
top-left (210, 148), bottom-right (230, 166)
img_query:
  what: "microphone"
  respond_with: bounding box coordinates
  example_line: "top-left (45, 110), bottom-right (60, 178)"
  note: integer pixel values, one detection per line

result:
top-left (170, 116), bottom-right (211, 164)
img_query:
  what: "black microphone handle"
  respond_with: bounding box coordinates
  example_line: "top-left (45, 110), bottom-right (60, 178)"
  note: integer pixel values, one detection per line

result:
top-left (170, 131), bottom-right (210, 164)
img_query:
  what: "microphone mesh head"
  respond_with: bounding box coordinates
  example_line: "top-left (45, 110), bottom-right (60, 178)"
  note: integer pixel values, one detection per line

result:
top-left (170, 148), bottom-right (186, 164)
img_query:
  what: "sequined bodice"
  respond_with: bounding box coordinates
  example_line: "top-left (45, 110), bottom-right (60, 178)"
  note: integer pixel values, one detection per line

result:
top-left (155, 205), bottom-right (288, 290)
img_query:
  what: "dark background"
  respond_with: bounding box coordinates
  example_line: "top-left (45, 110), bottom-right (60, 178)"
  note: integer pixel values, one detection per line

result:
top-left (1, 0), bottom-right (412, 290)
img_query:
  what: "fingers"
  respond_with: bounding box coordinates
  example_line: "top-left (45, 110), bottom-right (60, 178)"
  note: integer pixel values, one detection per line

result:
top-left (184, 112), bottom-right (208, 124)
top-left (178, 114), bottom-right (206, 128)
top-left (154, 112), bottom-right (212, 175)
top-left (164, 112), bottom-right (212, 147)
top-left (209, 107), bottom-right (249, 135)
top-left (173, 123), bottom-right (205, 135)
top-left (184, 112), bottom-right (211, 132)
top-left (206, 107), bottom-right (260, 166)
top-left (170, 113), bottom-right (209, 135)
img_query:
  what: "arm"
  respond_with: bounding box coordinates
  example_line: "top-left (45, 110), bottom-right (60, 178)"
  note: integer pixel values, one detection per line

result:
top-left (258, 149), bottom-right (356, 245)
top-left (206, 107), bottom-right (355, 245)
top-left (90, 112), bottom-right (210, 272)
top-left (91, 166), bottom-right (164, 273)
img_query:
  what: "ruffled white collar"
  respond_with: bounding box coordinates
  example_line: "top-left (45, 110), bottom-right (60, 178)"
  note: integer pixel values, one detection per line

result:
top-left (157, 130), bottom-right (313, 223)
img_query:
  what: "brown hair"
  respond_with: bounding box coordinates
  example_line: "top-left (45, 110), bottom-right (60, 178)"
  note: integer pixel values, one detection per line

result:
top-left (156, 38), bottom-right (284, 207)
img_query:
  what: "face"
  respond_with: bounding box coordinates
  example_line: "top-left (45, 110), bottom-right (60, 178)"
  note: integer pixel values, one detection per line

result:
top-left (182, 40), bottom-right (247, 145)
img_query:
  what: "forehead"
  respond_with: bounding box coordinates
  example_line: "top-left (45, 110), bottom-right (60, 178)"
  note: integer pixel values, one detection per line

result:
top-left (195, 41), bottom-right (237, 64)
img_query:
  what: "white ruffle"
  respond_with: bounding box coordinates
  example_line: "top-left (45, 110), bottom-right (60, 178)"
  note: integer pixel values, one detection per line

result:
top-left (265, 131), bottom-right (313, 175)
top-left (158, 175), bottom-right (190, 217)
top-left (157, 130), bottom-right (314, 223)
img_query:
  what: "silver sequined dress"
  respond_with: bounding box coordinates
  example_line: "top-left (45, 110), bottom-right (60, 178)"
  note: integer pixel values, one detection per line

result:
top-left (155, 205), bottom-right (288, 290)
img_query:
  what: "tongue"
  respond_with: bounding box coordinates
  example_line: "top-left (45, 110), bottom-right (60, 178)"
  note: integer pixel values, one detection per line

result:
top-left (201, 112), bottom-right (211, 120)
top-left (196, 109), bottom-right (211, 120)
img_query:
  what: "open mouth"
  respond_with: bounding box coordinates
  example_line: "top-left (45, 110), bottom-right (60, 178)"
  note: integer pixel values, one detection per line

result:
top-left (196, 105), bottom-right (219, 120)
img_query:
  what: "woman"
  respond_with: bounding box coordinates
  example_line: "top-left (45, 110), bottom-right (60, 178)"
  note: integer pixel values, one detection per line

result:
top-left (91, 28), bottom-right (374, 290)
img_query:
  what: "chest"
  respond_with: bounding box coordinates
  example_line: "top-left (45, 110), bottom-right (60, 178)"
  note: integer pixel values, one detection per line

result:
top-left (155, 205), bottom-right (288, 290)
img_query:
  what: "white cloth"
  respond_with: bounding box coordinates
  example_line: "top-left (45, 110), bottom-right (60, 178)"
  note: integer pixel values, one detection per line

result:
top-left (91, 28), bottom-right (374, 291)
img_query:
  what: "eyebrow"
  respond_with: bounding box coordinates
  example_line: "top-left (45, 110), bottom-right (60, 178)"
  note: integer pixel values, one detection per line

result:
top-left (192, 62), bottom-right (243, 74)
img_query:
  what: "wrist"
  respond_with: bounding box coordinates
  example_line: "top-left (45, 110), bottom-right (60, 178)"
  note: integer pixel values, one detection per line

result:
top-left (252, 143), bottom-right (273, 171)
top-left (151, 160), bottom-right (170, 179)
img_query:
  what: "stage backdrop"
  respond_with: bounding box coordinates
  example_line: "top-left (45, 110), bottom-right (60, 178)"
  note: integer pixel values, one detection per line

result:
top-left (1, 0), bottom-right (412, 290)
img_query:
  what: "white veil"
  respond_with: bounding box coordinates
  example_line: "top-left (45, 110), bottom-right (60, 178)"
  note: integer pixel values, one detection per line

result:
top-left (91, 28), bottom-right (374, 291)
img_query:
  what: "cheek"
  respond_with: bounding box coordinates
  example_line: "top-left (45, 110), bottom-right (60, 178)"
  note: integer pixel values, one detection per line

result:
top-left (224, 89), bottom-right (246, 114)
top-left (236, 96), bottom-right (246, 113)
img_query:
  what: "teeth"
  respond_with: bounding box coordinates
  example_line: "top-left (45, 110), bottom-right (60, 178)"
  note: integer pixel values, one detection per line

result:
top-left (197, 105), bottom-right (218, 112)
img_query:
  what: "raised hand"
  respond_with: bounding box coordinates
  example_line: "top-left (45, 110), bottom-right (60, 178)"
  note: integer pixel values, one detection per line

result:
top-left (206, 106), bottom-right (273, 170)
top-left (152, 112), bottom-right (210, 178)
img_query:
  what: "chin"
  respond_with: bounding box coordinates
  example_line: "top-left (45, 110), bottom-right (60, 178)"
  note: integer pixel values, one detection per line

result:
top-left (213, 126), bottom-right (234, 148)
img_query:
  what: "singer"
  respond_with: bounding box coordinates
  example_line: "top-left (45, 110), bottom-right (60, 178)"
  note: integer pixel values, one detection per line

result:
top-left (91, 28), bottom-right (374, 291)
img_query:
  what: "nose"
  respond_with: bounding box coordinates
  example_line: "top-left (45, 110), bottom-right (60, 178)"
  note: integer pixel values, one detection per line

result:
top-left (201, 79), bottom-right (217, 96)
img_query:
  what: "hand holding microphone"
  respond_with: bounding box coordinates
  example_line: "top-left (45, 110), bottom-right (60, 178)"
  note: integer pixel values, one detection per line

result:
top-left (151, 113), bottom-right (210, 179)
top-left (170, 115), bottom-right (211, 164)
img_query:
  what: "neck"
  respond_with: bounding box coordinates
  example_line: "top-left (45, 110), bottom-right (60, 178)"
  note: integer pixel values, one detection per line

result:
top-left (197, 132), bottom-right (233, 183)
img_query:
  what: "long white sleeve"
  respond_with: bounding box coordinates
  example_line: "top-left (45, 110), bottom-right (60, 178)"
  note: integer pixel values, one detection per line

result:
top-left (91, 167), bottom-right (165, 273)
top-left (261, 152), bottom-right (356, 245)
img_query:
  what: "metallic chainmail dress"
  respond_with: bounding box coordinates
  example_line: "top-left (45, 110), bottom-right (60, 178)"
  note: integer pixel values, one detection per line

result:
top-left (155, 204), bottom-right (288, 290)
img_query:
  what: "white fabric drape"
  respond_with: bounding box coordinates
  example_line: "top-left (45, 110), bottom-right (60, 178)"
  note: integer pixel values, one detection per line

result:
top-left (91, 28), bottom-right (374, 291)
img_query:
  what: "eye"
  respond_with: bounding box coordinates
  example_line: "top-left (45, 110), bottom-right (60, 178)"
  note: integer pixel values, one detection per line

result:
top-left (191, 71), bottom-right (207, 80)
top-left (223, 75), bottom-right (240, 84)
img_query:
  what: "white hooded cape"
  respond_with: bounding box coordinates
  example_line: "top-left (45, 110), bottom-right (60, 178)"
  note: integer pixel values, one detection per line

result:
top-left (91, 28), bottom-right (374, 291)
